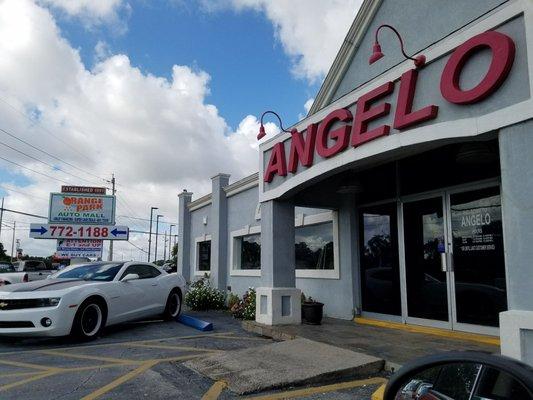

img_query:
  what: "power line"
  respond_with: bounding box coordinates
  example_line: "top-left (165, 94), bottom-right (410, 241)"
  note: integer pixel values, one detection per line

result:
top-left (0, 185), bottom-right (48, 201)
top-left (0, 207), bottom-right (47, 219)
top-left (0, 126), bottom-right (107, 182)
top-left (0, 96), bottom-right (94, 164)
top-left (126, 240), bottom-right (148, 254)
top-left (0, 154), bottom-right (71, 184)
top-left (0, 138), bottom-right (101, 185)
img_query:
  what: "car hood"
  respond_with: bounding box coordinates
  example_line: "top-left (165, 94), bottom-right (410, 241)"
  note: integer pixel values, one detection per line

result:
top-left (0, 279), bottom-right (103, 296)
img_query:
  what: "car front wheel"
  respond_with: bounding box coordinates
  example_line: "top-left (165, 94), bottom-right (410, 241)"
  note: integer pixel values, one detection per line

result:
top-left (163, 289), bottom-right (182, 321)
top-left (72, 300), bottom-right (105, 340)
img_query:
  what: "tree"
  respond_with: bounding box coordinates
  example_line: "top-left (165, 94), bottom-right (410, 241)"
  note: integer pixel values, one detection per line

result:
top-left (171, 243), bottom-right (178, 266)
top-left (0, 242), bottom-right (9, 262)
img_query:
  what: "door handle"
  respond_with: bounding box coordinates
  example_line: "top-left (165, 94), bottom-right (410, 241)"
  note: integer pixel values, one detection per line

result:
top-left (440, 253), bottom-right (447, 272)
top-left (151, 284), bottom-right (157, 286)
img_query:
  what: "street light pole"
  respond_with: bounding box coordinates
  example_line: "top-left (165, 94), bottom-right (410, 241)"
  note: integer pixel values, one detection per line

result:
top-left (148, 206), bottom-right (158, 262)
top-left (163, 231), bottom-right (167, 262)
top-left (10, 221), bottom-right (15, 261)
top-left (154, 214), bottom-right (163, 263)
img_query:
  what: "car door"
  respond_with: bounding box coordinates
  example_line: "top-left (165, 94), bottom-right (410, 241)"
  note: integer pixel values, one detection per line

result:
top-left (118, 265), bottom-right (162, 319)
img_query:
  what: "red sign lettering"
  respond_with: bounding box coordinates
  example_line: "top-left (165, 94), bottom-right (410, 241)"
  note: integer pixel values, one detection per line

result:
top-left (440, 31), bottom-right (515, 104)
top-left (263, 31), bottom-right (516, 183)
top-left (316, 109), bottom-right (352, 158)
top-left (352, 81), bottom-right (393, 147)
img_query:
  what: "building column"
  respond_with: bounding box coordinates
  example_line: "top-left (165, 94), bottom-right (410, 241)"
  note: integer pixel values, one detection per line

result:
top-left (210, 173), bottom-right (230, 291)
top-left (256, 199), bottom-right (301, 325)
top-left (177, 190), bottom-right (193, 282)
top-left (338, 193), bottom-right (359, 316)
top-left (499, 119), bottom-right (533, 366)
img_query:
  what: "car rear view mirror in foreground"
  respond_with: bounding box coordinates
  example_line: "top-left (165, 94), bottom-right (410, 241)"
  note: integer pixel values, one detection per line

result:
top-left (120, 273), bottom-right (140, 282)
top-left (384, 351), bottom-right (533, 400)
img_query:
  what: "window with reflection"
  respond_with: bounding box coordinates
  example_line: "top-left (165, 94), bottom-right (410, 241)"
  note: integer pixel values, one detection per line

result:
top-left (359, 203), bottom-right (401, 316)
top-left (197, 241), bottom-right (211, 271)
top-left (237, 234), bottom-right (261, 270)
top-left (295, 222), bottom-right (334, 270)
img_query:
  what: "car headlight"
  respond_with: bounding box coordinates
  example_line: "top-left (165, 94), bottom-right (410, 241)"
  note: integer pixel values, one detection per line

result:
top-left (37, 298), bottom-right (61, 307)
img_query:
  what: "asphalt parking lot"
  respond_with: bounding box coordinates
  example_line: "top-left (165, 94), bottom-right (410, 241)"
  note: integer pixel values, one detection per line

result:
top-left (0, 312), bottom-right (386, 399)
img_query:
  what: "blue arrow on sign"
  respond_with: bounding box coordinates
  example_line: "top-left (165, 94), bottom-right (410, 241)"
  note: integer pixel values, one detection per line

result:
top-left (111, 228), bottom-right (127, 237)
top-left (30, 226), bottom-right (47, 235)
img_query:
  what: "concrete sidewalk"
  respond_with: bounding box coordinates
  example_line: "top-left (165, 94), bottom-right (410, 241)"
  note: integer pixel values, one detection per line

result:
top-left (243, 317), bottom-right (500, 367)
top-left (184, 337), bottom-right (384, 394)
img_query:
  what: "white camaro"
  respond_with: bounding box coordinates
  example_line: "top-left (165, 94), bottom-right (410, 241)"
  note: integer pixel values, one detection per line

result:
top-left (0, 261), bottom-right (186, 340)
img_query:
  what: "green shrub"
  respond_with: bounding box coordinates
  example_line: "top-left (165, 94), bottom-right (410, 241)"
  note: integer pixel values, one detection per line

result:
top-left (185, 277), bottom-right (226, 311)
top-left (230, 288), bottom-right (256, 320)
top-left (227, 292), bottom-right (240, 310)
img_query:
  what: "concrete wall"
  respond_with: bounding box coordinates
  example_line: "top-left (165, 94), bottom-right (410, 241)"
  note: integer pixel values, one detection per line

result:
top-left (226, 186), bottom-right (262, 296)
top-left (333, 0), bottom-right (509, 101)
top-left (185, 181), bottom-right (358, 319)
top-left (499, 118), bottom-right (533, 311)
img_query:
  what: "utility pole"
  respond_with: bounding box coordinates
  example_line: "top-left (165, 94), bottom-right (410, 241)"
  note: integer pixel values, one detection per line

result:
top-left (163, 231), bottom-right (167, 262)
top-left (0, 197), bottom-right (4, 241)
top-left (108, 174), bottom-right (116, 261)
top-left (148, 207), bottom-right (158, 262)
top-left (10, 221), bottom-right (15, 261)
top-left (154, 214), bottom-right (163, 263)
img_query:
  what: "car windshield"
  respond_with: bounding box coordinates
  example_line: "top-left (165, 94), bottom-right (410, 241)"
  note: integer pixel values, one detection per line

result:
top-left (54, 263), bottom-right (124, 282)
top-left (0, 264), bottom-right (15, 273)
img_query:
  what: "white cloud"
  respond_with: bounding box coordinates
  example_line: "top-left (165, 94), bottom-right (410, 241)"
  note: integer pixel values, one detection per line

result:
top-left (303, 98), bottom-right (314, 114)
top-left (0, 0), bottom-right (261, 258)
top-left (38, 0), bottom-right (124, 20)
top-left (202, 0), bottom-right (362, 82)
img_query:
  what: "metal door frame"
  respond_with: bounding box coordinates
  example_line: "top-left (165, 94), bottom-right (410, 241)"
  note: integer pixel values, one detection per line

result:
top-left (398, 178), bottom-right (501, 335)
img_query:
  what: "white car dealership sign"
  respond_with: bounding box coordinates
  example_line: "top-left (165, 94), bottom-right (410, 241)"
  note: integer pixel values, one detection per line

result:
top-left (30, 224), bottom-right (129, 240)
top-left (55, 239), bottom-right (103, 258)
top-left (49, 193), bottom-right (116, 225)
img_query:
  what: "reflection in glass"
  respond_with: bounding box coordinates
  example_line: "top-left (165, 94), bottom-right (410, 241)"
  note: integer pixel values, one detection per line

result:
top-left (395, 362), bottom-right (532, 399)
top-left (404, 198), bottom-right (448, 321)
top-left (239, 234), bottom-right (261, 270)
top-left (198, 241), bottom-right (211, 271)
top-left (295, 222), bottom-right (334, 270)
top-left (359, 203), bottom-right (401, 316)
top-left (451, 187), bottom-right (507, 327)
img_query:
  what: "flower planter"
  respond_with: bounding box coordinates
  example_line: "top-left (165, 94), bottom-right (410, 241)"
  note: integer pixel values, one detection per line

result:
top-left (301, 301), bottom-right (324, 325)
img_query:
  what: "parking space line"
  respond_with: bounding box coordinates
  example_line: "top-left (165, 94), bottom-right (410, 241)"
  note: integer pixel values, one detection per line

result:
top-left (124, 342), bottom-right (223, 353)
top-left (371, 383), bottom-right (386, 400)
top-left (0, 358), bottom-right (58, 372)
top-left (80, 360), bottom-right (160, 400)
top-left (245, 377), bottom-right (388, 400)
top-left (38, 349), bottom-right (137, 365)
top-left (0, 371), bottom-right (45, 378)
top-left (0, 331), bottom-right (236, 357)
top-left (201, 380), bottom-right (227, 400)
top-left (0, 369), bottom-right (60, 392)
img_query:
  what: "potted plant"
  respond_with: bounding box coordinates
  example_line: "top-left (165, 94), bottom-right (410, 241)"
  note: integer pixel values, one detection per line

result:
top-left (301, 293), bottom-right (324, 325)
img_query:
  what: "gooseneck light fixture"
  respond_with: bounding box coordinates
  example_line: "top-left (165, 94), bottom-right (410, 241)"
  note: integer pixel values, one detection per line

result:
top-left (257, 110), bottom-right (291, 140)
top-left (369, 24), bottom-right (426, 68)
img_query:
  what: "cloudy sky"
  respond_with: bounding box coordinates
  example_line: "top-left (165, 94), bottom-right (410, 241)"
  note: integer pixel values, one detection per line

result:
top-left (0, 0), bottom-right (360, 260)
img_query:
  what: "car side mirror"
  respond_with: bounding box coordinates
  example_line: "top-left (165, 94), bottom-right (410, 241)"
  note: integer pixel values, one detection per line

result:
top-left (384, 351), bottom-right (533, 400)
top-left (121, 273), bottom-right (140, 282)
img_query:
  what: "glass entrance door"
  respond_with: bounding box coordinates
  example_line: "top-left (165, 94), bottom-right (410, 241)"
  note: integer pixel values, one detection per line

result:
top-left (402, 185), bottom-right (507, 333)
top-left (448, 187), bottom-right (507, 331)
top-left (403, 196), bottom-right (451, 327)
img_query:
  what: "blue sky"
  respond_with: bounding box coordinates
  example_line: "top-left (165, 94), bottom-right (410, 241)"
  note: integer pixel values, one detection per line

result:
top-left (56, 1), bottom-right (320, 130)
top-left (0, 0), bottom-right (358, 256)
